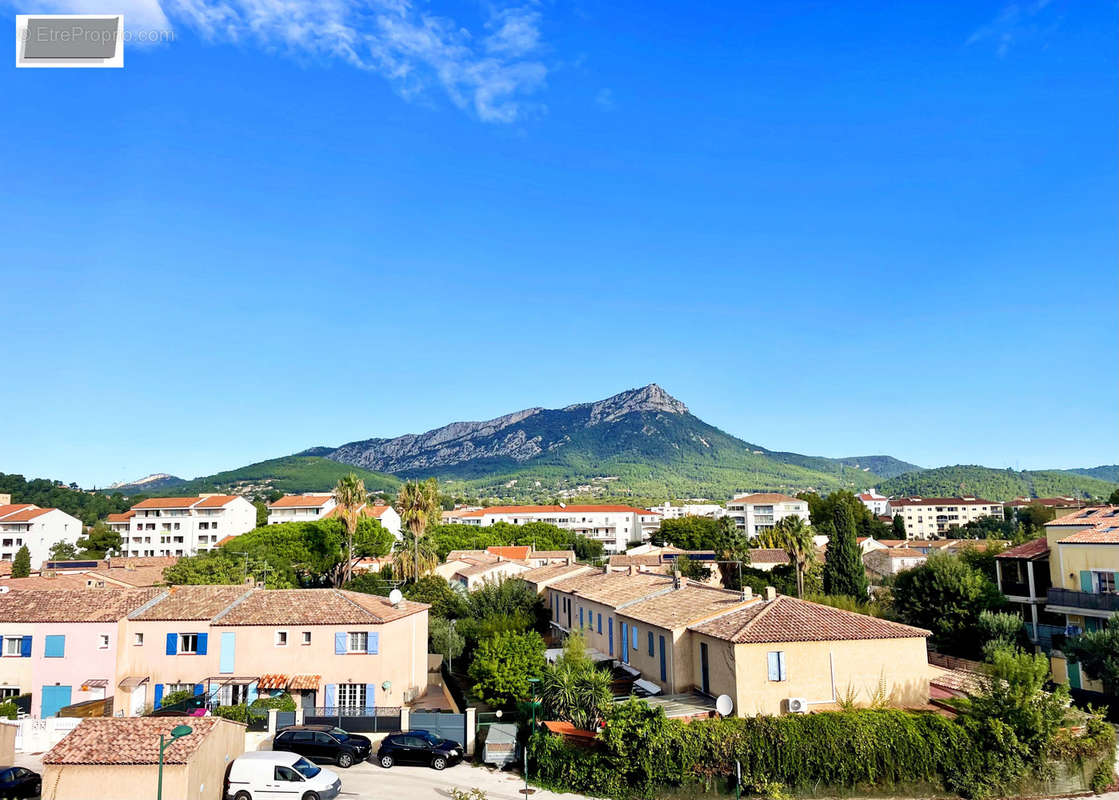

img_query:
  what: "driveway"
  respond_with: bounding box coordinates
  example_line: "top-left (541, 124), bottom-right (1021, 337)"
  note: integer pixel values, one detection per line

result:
top-left (338, 759), bottom-right (590, 800)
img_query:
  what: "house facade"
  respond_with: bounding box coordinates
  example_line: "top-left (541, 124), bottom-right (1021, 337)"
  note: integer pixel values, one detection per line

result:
top-left (266, 494), bottom-right (337, 525)
top-left (724, 494), bottom-right (810, 539)
top-left (994, 538), bottom-right (1057, 647)
top-left (449, 505), bottom-right (655, 554)
top-left (118, 496), bottom-right (257, 557)
top-left (0, 499), bottom-right (83, 569)
top-left (856, 491), bottom-right (890, 517)
top-left (884, 497), bottom-right (1003, 539)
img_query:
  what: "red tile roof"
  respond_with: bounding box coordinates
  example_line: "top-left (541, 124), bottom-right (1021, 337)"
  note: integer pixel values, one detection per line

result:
top-left (689, 595), bottom-right (929, 643)
top-left (749, 548), bottom-right (790, 564)
top-left (268, 494), bottom-right (334, 509)
top-left (132, 497), bottom-right (201, 510)
top-left (458, 505), bottom-right (653, 518)
top-left (0, 504), bottom-right (34, 518)
top-left (487, 546), bottom-right (531, 560)
top-left (257, 674), bottom-right (288, 690)
top-left (106, 511), bottom-right (135, 522)
top-left (726, 493), bottom-right (803, 506)
top-left (0, 506), bottom-right (53, 522)
top-left (131, 585), bottom-right (252, 620)
top-left (1045, 506), bottom-right (1119, 526)
top-left (212, 588), bottom-right (428, 625)
top-left (0, 588), bottom-right (162, 621)
top-left (288, 674), bottom-right (321, 691)
top-left (193, 495), bottom-right (241, 508)
top-left (995, 538), bottom-right (1049, 560)
top-left (44, 717), bottom-right (239, 765)
top-left (887, 497), bottom-right (997, 507)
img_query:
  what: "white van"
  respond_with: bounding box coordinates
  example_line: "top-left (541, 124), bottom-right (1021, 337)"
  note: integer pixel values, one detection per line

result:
top-left (225, 750), bottom-right (342, 800)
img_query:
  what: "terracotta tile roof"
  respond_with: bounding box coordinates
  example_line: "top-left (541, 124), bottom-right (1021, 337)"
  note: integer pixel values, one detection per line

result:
top-left (268, 494), bottom-right (334, 509)
top-left (132, 497), bottom-right (203, 509)
top-left (882, 548), bottom-right (926, 559)
top-left (608, 554), bottom-right (664, 568)
top-left (689, 595), bottom-right (930, 643)
top-left (458, 505), bottom-right (653, 518)
top-left (0, 560), bottom-right (10, 577)
top-left (88, 565), bottom-right (169, 587)
top-left (887, 497), bottom-right (998, 507)
top-left (0, 588), bottom-right (162, 622)
top-left (749, 548), bottom-right (790, 564)
top-left (1005, 496), bottom-right (1083, 508)
top-left (0, 507), bottom-right (54, 522)
top-left (257, 674), bottom-right (288, 690)
top-left (995, 538), bottom-right (1049, 560)
top-left (1, 574), bottom-right (120, 590)
top-left (444, 550), bottom-right (493, 563)
top-left (530, 550), bottom-right (577, 560)
top-left (288, 674), bottom-right (321, 691)
top-left (1046, 506), bottom-right (1119, 526)
top-left (131, 586), bottom-right (252, 620)
top-left (0, 504), bottom-right (34, 519)
top-left (551, 570), bottom-right (674, 606)
top-left (213, 588), bottom-right (428, 625)
top-left (620, 584), bottom-right (751, 630)
top-left (366, 504), bottom-right (392, 518)
top-left (106, 511), bottom-right (135, 522)
top-left (193, 494), bottom-right (241, 508)
top-left (726, 493), bottom-right (804, 506)
top-left (44, 717), bottom-right (237, 765)
top-left (321, 504), bottom-right (389, 520)
top-left (454, 560), bottom-right (528, 579)
top-left (1061, 526), bottom-right (1119, 544)
top-left (875, 540), bottom-right (909, 547)
top-left (487, 546), bottom-right (531, 560)
top-left (519, 563), bottom-right (594, 584)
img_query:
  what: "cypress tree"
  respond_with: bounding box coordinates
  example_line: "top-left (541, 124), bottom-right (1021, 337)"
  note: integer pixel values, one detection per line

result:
top-left (12, 545), bottom-right (31, 578)
top-left (892, 514), bottom-right (907, 538)
top-left (823, 501), bottom-right (868, 598)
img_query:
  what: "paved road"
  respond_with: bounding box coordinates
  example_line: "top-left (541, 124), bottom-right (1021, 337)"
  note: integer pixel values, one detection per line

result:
top-left (338, 760), bottom-right (590, 800)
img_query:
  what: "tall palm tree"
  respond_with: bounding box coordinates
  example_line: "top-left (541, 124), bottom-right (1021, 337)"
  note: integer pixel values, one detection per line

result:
top-left (757, 516), bottom-right (816, 597)
top-left (393, 530), bottom-right (438, 581)
top-left (396, 477), bottom-right (440, 582)
top-left (333, 473), bottom-right (367, 586)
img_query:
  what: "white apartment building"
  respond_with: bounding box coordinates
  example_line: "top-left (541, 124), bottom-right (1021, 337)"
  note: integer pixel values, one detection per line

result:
top-left (724, 493), bottom-right (810, 539)
top-left (449, 505), bottom-right (654, 554)
top-left (267, 494), bottom-right (337, 525)
top-left (118, 495), bottom-right (257, 557)
top-left (856, 490), bottom-right (890, 517)
top-left (0, 495), bottom-right (83, 568)
top-left (648, 502), bottom-right (727, 520)
top-left (884, 497), bottom-right (1004, 539)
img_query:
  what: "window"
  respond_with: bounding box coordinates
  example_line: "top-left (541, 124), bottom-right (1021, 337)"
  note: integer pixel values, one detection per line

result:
top-left (3, 638), bottom-right (22, 657)
top-left (337, 682), bottom-right (366, 711)
top-left (97, 634), bottom-right (110, 650)
top-left (275, 631), bottom-right (288, 647)
top-left (0, 687), bottom-right (18, 700)
top-left (179, 633), bottom-right (199, 654)
top-left (348, 632), bottom-right (368, 652)
top-left (301, 631), bottom-right (312, 646)
top-left (275, 766), bottom-right (302, 782)
top-left (767, 651), bottom-right (787, 682)
top-left (166, 682), bottom-right (193, 695)
top-left (1096, 571), bottom-right (1117, 594)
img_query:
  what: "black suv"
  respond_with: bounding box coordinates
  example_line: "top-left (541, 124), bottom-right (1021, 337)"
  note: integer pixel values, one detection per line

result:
top-left (272, 725), bottom-right (372, 768)
top-left (377, 730), bottom-right (463, 770)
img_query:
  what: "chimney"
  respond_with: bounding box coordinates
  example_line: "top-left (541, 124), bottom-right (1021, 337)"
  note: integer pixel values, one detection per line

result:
top-left (741, 586), bottom-right (753, 601)
top-left (764, 586), bottom-right (776, 602)
top-left (673, 569), bottom-right (681, 588)
top-left (0, 493), bottom-right (9, 505)
top-left (564, 556), bottom-right (573, 566)
top-left (629, 565), bottom-right (639, 576)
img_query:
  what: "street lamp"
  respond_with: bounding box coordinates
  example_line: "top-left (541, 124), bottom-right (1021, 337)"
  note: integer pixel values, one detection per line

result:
top-left (522, 677), bottom-right (541, 796)
top-left (157, 724), bottom-right (193, 800)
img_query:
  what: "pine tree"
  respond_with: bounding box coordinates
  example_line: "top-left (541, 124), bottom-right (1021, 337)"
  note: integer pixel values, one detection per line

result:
top-left (12, 546), bottom-right (31, 578)
top-left (823, 501), bottom-right (868, 598)
top-left (892, 514), bottom-right (907, 538)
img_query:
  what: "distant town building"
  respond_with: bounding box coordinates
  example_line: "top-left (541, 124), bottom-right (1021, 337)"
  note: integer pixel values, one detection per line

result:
top-left (724, 494), bottom-right (810, 539)
top-left (856, 490), bottom-right (890, 517)
top-left (447, 505), bottom-right (656, 554)
top-left (884, 497), bottom-right (1003, 539)
top-left (1004, 496), bottom-right (1088, 519)
top-left (118, 495), bottom-right (257, 558)
top-left (647, 502), bottom-right (726, 520)
top-left (266, 493), bottom-right (337, 524)
top-left (0, 494), bottom-right (83, 569)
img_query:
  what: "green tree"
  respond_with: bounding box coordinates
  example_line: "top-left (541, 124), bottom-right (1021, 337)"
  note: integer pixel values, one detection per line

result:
top-left (977, 611), bottom-right (1026, 659)
top-left (397, 478), bottom-right (440, 582)
top-left (674, 554), bottom-right (712, 582)
top-left (394, 530), bottom-right (438, 582)
top-left (967, 647), bottom-right (1069, 757)
top-left (1064, 617), bottom-right (1119, 694)
top-left (253, 501), bottom-right (269, 528)
top-left (405, 575), bottom-right (468, 619)
top-left (76, 521), bottom-right (122, 558)
top-left (47, 541), bottom-right (80, 561)
top-left (11, 546), bottom-right (31, 578)
top-left (892, 514), bottom-right (907, 538)
top-left (755, 516), bottom-right (815, 597)
top-left (333, 473), bottom-right (368, 586)
top-left (468, 630), bottom-right (546, 707)
top-left (430, 617), bottom-right (466, 671)
top-left (893, 553), bottom-right (1005, 657)
top-left (822, 501), bottom-right (867, 599)
top-left (540, 632), bottom-right (613, 730)
top-left (1108, 488), bottom-right (1119, 505)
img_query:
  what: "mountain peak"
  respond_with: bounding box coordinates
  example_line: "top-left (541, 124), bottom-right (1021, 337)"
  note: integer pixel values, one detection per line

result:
top-left (566, 383), bottom-right (689, 424)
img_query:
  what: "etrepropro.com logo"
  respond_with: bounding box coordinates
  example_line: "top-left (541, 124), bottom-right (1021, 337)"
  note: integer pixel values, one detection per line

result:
top-left (16, 14), bottom-right (128, 67)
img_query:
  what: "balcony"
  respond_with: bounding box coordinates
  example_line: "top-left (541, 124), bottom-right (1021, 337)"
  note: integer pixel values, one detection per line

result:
top-left (1046, 587), bottom-right (1119, 614)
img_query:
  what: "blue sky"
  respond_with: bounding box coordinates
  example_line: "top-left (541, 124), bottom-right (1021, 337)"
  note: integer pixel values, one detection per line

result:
top-left (1, 0), bottom-right (1115, 487)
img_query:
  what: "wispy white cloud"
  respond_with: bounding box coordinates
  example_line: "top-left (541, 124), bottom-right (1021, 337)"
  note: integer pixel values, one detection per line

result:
top-left (7, 0), bottom-right (549, 123)
top-left (967, 0), bottom-right (1058, 57)
top-left (594, 87), bottom-right (614, 111)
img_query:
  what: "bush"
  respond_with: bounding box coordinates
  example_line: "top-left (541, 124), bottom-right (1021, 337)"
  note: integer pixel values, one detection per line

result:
top-left (468, 630), bottom-right (546, 707)
top-left (252, 692), bottom-right (296, 712)
top-left (0, 700), bottom-right (17, 720)
top-left (213, 704), bottom-right (249, 723)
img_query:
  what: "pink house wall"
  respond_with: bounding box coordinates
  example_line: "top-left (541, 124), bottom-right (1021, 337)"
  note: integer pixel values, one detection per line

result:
top-left (34, 622), bottom-right (122, 717)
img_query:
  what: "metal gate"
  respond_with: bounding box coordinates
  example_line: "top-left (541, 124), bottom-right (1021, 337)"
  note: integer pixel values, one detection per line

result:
top-left (304, 706), bottom-right (402, 733)
top-left (409, 711), bottom-right (466, 747)
top-left (276, 711), bottom-right (296, 730)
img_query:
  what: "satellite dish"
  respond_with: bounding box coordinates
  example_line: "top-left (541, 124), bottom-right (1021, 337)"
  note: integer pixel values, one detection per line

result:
top-left (388, 589), bottom-right (403, 606)
top-left (715, 694), bottom-right (733, 717)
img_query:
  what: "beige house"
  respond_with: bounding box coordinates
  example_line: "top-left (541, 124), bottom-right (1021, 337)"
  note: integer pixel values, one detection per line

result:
top-left (688, 593), bottom-right (931, 715)
top-left (519, 562), bottom-right (596, 594)
top-left (546, 570), bottom-right (675, 659)
top-left (42, 716), bottom-right (245, 800)
top-left (884, 497), bottom-right (1003, 539)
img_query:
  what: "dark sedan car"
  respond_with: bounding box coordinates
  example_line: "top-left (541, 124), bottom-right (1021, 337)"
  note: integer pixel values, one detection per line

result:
top-left (377, 730), bottom-right (463, 770)
top-left (0, 766), bottom-right (40, 798)
top-left (272, 725), bottom-right (372, 768)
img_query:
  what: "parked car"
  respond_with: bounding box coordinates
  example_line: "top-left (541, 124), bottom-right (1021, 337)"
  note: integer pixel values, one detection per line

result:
top-left (0, 766), bottom-right (41, 798)
top-left (272, 725), bottom-right (372, 768)
top-left (225, 750), bottom-right (341, 800)
top-left (376, 730), bottom-right (463, 770)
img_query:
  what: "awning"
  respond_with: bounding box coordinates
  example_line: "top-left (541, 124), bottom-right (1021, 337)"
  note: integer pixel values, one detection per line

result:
top-left (206, 676), bottom-right (258, 686)
top-left (81, 678), bottom-right (109, 690)
top-left (118, 676), bottom-right (149, 690)
top-left (617, 662), bottom-right (640, 677)
top-left (633, 679), bottom-right (662, 696)
top-left (288, 674), bottom-right (321, 691)
top-left (257, 674), bottom-right (288, 690)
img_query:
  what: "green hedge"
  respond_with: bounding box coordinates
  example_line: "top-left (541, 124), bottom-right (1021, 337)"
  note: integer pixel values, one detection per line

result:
top-left (529, 700), bottom-right (1115, 800)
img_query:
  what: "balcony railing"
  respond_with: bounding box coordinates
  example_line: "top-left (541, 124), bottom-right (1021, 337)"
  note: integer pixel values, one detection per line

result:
top-left (1047, 587), bottom-right (1119, 613)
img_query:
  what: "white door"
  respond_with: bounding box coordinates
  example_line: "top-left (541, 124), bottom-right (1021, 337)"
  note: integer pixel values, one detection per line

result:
top-left (130, 686), bottom-right (147, 716)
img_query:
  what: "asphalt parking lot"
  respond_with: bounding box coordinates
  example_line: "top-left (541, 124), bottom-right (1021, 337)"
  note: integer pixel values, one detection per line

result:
top-left (337, 758), bottom-right (590, 800)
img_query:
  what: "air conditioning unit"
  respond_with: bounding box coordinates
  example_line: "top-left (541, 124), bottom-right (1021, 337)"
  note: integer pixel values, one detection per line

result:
top-left (786, 697), bottom-right (809, 714)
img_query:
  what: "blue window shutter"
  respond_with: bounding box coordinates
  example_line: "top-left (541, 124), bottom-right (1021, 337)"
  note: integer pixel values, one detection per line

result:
top-left (658, 636), bottom-right (666, 682)
top-left (196, 633), bottom-right (208, 655)
top-left (597, 614), bottom-right (602, 634)
top-left (1080, 571), bottom-right (1094, 592)
top-left (325, 683), bottom-right (337, 709)
top-left (193, 684), bottom-right (204, 695)
top-left (364, 683), bottom-right (376, 711)
top-left (154, 683), bottom-right (164, 709)
top-left (608, 619), bottom-right (614, 656)
top-left (632, 626), bottom-right (638, 650)
top-left (579, 608), bottom-right (584, 628)
top-left (166, 633), bottom-right (178, 656)
top-left (648, 632), bottom-right (654, 657)
top-left (247, 682), bottom-right (258, 703)
top-left (366, 632), bottom-right (379, 655)
top-left (20, 636), bottom-right (31, 658)
top-left (44, 635), bottom-right (65, 658)
top-left (335, 632), bottom-right (347, 655)
top-left (219, 632), bottom-right (236, 674)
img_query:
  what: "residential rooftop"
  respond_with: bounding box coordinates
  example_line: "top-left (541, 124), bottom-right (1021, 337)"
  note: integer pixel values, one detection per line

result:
top-left (550, 569), bottom-right (674, 606)
top-left (44, 717), bottom-right (236, 765)
top-left (212, 588), bottom-right (427, 625)
top-left (620, 583), bottom-right (750, 630)
top-left (0, 588), bottom-right (162, 622)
